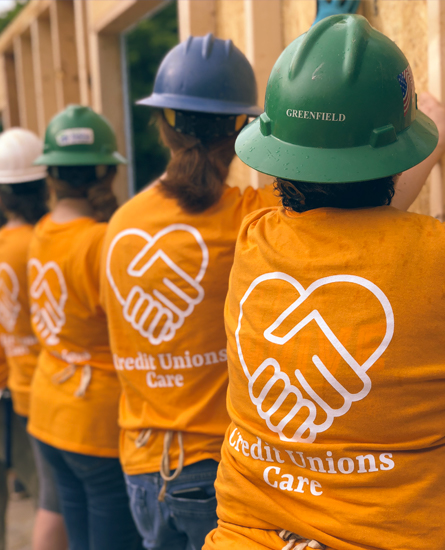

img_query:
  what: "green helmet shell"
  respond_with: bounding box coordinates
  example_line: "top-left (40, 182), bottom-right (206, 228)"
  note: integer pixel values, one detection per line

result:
top-left (35, 105), bottom-right (127, 167)
top-left (236, 14), bottom-right (438, 183)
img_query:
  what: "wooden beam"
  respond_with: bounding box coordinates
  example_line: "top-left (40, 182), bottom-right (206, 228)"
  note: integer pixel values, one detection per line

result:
top-left (178, 0), bottom-right (216, 41)
top-left (0, 0), bottom-right (51, 54)
top-left (31, 15), bottom-right (58, 135)
top-left (428, 0), bottom-right (445, 220)
top-left (50, 0), bottom-right (80, 110)
top-left (14, 34), bottom-right (38, 133)
top-left (74, 0), bottom-right (92, 106)
top-left (0, 53), bottom-right (20, 128)
top-left (243, 0), bottom-right (282, 189)
top-left (89, 0), bottom-right (165, 34)
top-left (89, 31), bottom-right (128, 204)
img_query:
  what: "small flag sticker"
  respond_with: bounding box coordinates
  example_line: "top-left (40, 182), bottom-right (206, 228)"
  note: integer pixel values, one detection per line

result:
top-left (397, 66), bottom-right (414, 116)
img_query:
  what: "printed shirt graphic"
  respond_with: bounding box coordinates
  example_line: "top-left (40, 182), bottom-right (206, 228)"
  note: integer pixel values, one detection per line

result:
top-left (212, 206), bottom-right (445, 550)
top-left (0, 225), bottom-right (40, 416)
top-left (101, 183), bottom-right (278, 475)
top-left (27, 216), bottom-right (121, 457)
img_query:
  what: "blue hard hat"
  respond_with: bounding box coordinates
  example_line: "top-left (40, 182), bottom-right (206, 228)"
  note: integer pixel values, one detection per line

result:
top-left (137, 33), bottom-right (261, 117)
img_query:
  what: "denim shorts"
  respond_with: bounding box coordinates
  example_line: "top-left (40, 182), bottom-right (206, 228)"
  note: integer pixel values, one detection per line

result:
top-left (126, 459), bottom-right (219, 550)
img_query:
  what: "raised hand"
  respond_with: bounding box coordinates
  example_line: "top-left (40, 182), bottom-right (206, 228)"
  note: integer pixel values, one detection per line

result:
top-left (236, 273), bottom-right (394, 443)
top-left (0, 264), bottom-right (20, 333)
top-left (313, 0), bottom-right (360, 26)
top-left (106, 224), bottom-right (208, 345)
top-left (28, 259), bottom-right (67, 346)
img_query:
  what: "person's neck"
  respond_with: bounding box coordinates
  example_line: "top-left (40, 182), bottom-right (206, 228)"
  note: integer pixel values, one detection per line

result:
top-left (5, 214), bottom-right (27, 229)
top-left (51, 198), bottom-right (95, 223)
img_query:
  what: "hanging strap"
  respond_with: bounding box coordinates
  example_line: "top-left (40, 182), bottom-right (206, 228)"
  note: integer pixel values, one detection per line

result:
top-left (279, 530), bottom-right (326, 550)
top-left (74, 365), bottom-right (92, 398)
top-left (52, 363), bottom-right (92, 398)
top-left (134, 428), bottom-right (185, 502)
top-left (158, 430), bottom-right (184, 502)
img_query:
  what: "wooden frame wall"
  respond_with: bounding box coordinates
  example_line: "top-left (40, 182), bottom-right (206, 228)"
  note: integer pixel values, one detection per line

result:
top-left (0, 0), bottom-right (443, 215)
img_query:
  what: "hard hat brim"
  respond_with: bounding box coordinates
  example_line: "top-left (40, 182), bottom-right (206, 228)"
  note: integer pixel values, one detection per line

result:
top-left (34, 151), bottom-right (127, 167)
top-left (236, 110), bottom-right (438, 183)
top-left (0, 166), bottom-right (47, 184)
top-left (137, 93), bottom-right (262, 117)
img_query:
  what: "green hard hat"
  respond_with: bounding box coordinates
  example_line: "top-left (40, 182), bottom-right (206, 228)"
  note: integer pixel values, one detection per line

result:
top-left (35, 105), bottom-right (127, 167)
top-left (236, 14), bottom-right (438, 183)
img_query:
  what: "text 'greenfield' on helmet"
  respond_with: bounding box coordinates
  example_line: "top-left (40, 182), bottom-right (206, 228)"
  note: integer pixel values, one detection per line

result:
top-left (236, 14), bottom-right (438, 184)
top-left (137, 33), bottom-right (261, 116)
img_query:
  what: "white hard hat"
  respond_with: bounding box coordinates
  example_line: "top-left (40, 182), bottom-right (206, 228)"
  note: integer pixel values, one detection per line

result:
top-left (0, 128), bottom-right (47, 184)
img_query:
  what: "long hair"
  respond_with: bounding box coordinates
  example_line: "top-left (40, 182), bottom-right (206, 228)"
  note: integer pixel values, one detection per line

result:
top-left (0, 180), bottom-right (48, 224)
top-left (158, 117), bottom-right (238, 213)
top-left (274, 177), bottom-right (396, 213)
top-left (48, 165), bottom-right (118, 222)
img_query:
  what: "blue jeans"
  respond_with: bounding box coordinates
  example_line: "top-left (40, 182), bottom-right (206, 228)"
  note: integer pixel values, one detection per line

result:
top-left (36, 439), bottom-right (143, 550)
top-left (126, 459), bottom-right (218, 550)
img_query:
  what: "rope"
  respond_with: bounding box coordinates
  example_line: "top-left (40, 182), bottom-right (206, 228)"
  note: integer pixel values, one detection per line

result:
top-left (134, 428), bottom-right (185, 502)
top-left (52, 363), bottom-right (92, 398)
top-left (158, 430), bottom-right (184, 502)
top-left (279, 530), bottom-right (325, 550)
top-left (135, 429), bottom-right (152, 448)
top-left (74, 365), bottom-right (92, 398)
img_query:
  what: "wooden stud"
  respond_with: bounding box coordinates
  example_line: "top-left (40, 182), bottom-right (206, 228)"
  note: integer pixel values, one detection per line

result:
top-left (89, 31), bottom-right (128, 204)
top-left (14, 33), bottom-right (39, 133)
top-left (50, 0), bottom-right (80, 110)
top-left (0, 52), bottom-right (20, 128)
top-left (178, 0), bottom-right (216, 41)
top-left (31, 15), bottom-right (58, 135)
top-left (243, 0), bottom-right (283, 189)
top-left (74, 0), bottom-right (92, 106)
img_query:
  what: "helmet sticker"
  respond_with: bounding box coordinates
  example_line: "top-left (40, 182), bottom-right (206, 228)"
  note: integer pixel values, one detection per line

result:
top-left (56, 128), bottom-right (94, 147)
top-left (397, 66), bottom-right (414, 116)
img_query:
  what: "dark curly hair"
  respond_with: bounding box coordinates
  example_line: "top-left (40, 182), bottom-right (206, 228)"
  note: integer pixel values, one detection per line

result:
top-left (0, 180), bottom-right (48, 224)
top-left (274, 176), bottom-right (396, 213)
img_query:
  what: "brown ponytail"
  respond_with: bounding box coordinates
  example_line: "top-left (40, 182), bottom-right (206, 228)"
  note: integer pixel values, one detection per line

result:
top-left (48, 165), bottom-right (118, 222)
top-left (158, 117), bottom-right (238, 214)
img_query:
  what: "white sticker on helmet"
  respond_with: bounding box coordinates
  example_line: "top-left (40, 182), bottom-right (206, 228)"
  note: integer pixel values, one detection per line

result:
top-left (56, 128), bottom-right (94, 147)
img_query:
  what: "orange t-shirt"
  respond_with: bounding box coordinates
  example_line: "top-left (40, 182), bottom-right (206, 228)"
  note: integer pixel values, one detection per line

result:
top-left (101, 184), bottom-right (278, 475)
top-left (205, 206), bottom-right (445, 550)
top-left (0, 225), bottom-right (39, 416)
top-left (27, 215), bottom-right (120, 457)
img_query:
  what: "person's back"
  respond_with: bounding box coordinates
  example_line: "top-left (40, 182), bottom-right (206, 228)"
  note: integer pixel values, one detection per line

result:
top-left (214, 205), bottom-right (445, 549)
top-left (204, 14), bottom-right (445, 550)
top-left (101, 33), bottom-right (279, 550)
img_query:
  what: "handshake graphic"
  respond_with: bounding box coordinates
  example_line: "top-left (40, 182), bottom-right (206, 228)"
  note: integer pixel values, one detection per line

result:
top-left (28, 259), bottom-right (67, 346)
top-left (0, 263), bottom-right (21, 333)
top-left (237, 273), bottom-right (394, 443)
top-left (107, 224), bottom-right (209, 345)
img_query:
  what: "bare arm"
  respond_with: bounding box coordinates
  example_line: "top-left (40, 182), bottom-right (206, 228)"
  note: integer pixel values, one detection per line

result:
top-left (392, 93), bottom-right (445, 211)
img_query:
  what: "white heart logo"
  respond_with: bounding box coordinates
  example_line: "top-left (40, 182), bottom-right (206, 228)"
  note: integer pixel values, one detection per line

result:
top-left (28, 259), bottom-right (67, 346)
top-left (106, 224), bottom-right (209, 345)
top-left (0, 263), bottom-right (20, 333)
top-left (236, 273), bottom-right (394, 443)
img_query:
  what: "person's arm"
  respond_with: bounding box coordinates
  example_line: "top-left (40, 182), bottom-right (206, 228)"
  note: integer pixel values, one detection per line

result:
top-left (392, 92), bottom-right (445, 210)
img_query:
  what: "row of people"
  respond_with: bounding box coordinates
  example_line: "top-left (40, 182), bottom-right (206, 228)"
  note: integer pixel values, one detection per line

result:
top-left (1, 13), bottom-right (445, 550)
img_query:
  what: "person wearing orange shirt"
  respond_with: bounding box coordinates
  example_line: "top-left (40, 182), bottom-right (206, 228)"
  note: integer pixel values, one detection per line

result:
top-left (203, 15), bottom-right (445, 550)
top-left (101, 34), bottom-right (279, 550)
top-left (0, 128), bottom-right (66, 550)
top-left (27, 106), bottom-right (142, 550)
